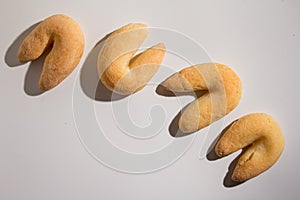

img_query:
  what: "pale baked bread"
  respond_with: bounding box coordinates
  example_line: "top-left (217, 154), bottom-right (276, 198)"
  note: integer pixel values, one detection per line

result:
top-left (161, 63), bottom-right (242, 134)
top-left (97, 23), bottom-right (166, 95)
top-left (215, 113), bottom-right (285, 182)
top-left (17, 14), bottom-right (84, 91)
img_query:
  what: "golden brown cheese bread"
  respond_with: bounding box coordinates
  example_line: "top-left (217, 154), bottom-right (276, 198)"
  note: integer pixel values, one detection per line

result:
top-left (161, 63), bottom-right (242, 134)
top-left (97, 23), bottom-right (166, 95)
top-left (215, 113), bottom-right (285, 182)
top-left (17, 14), bottom-right (85, 91)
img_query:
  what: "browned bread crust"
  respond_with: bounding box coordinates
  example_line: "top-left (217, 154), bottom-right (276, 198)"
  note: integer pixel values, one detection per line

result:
top-left (17, 14), bottom-right (84, 91)
top-left (97, 23), bottom-right (166, 95)
top-left (161, 63), bottom-right (242, 133)
top-left (215, 113), bottom-right (285, 182)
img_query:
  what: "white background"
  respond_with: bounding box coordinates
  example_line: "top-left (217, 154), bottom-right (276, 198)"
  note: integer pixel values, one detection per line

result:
top-left (1, 0), bottom-right (299, 199)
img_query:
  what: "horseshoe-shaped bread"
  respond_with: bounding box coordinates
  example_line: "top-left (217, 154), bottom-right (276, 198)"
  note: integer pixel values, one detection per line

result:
top-left (17, 14), bottom-right (85, 91)
top-left (97, 23), bottom-right (166, 95)
top-left (215, 113), bottom-right (285, 182)
top-left (161, 63), bottom-right (242, 134)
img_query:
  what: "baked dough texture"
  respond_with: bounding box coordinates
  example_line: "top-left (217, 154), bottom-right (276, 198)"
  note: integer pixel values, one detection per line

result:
top-left (161, 63), bottom-right (242, 134)
top-left (17, 14), bottom-right (85, 91)
top-left (97, 23), bottom-right (166, 95)
top-left (215, 113), bottom-right (285, 182)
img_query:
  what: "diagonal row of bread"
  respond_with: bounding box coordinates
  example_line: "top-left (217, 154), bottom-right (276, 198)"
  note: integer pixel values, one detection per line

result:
top-left (16, 14), bottom-right (285, 183)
